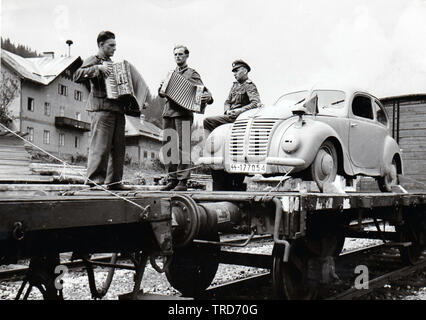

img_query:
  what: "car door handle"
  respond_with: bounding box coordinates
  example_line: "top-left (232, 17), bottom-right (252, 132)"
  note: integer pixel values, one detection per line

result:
top-left (350, 123), bottom-right (358, 127)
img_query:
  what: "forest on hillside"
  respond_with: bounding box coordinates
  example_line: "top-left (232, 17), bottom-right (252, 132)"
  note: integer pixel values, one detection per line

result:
top-left (1, 37), bottom-right (41, 58)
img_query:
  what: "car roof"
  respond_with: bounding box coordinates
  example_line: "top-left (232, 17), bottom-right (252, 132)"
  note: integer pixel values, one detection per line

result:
top-left (280, 86), bottom-right (381, 101)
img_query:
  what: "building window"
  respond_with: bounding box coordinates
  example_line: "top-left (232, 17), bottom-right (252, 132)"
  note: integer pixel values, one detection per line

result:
top-left (44, 102), bottom-right (51, 116)
top-left (59, 133), bottom-right (65, 146)
top-left (74, 136), bottom-right (79, 148)
top-left (58, 84), bottom-right (67, 96)
top-left (74, 90), bottom-right (82, 101)
top-left (151, 152), bottom-right (155, 159)
top-left (27, 97), bottom-right (34, 111)
top-left (27, 127), bottom-right (34, 142)
top-left (75, 112), bottom-right (81, 121)
top-left (59, 106), bottom-right (65, 117)
top-left (144, 151), bottom-right (148, 158)
top-left (43, 130), bottom-right (50, 144)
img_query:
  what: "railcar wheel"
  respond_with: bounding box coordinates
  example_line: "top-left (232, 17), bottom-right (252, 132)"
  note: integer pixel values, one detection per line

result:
top-left (211, 170), bottom-right (246, 191)
top-left (309, 140), bottom-right (338, 192)
top-left (272, 241), bottom-right (318, 300)
top-left (15, 255), bottom-right (63, 300)
top-left (165, 234), bottom-right (220, 297)
top-left (377, 158), bottom-right (398, 192)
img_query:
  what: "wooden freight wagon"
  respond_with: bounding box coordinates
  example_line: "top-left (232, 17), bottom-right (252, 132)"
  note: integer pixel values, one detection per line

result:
top-left (380, 94), bottom-right (426, 192)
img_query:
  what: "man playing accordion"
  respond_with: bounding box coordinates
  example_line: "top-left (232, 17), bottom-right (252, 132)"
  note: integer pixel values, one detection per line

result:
top-left (159, 45), bottom-right (213, 191)
top-left (74, 31), bottom-right (131, 190)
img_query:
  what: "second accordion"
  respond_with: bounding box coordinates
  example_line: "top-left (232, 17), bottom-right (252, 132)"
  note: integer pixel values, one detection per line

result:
top-left (160, 71), bottom-right (206, 114)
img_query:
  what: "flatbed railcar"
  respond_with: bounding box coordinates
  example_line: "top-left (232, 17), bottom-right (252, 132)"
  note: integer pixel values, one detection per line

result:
top-left (0, 187), bottom-right (425, 300)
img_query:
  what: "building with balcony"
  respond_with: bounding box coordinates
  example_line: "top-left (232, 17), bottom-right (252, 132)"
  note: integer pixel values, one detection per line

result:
top-left (1, 49), bottom-right (91, 159)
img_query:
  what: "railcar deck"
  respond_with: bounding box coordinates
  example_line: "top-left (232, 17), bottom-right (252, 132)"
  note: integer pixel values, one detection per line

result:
top-left (0, 188), bottom-right (425, 257)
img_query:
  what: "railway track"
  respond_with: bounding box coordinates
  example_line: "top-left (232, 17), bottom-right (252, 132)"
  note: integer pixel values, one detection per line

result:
top-left (0, 254), bottom-right (115, 281)
top-left (0, 235), bottom-right (273, 282)
top-left (200, 244), bottom-right (426, 300)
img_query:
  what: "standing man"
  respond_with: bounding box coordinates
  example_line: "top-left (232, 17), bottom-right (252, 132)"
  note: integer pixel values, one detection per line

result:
top-left (203, 60), bottom-right (261, 136)
top-left (159, 45), bottom-right (213, 191)
top-left (73, 31), bottom-right (130, 190)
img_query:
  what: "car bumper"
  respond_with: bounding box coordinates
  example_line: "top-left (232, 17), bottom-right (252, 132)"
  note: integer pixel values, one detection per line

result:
top-left (265, 157), bottom-right (305, 166)
top-left (197, 156), bottom-right (305, 167)
top-left (197, 157), bottom-right (225, 165)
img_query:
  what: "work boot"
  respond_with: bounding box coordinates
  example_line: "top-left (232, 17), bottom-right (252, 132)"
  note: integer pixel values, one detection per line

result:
top-left (85, 180), bottom-right (103, 189)
top-left (107, 183), bottom-right (133, 191)
top-left (161, 180), bottom-right (179, 191)
top-left (172, 180), bottom-right (188, 191)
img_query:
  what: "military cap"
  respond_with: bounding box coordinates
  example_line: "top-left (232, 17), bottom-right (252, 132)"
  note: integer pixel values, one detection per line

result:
top-left (232, 59), bottom-right (251, 72)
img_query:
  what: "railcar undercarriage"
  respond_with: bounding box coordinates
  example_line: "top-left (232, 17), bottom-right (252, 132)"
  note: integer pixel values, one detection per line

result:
top-left (0, 186), bottom-right (425, 300)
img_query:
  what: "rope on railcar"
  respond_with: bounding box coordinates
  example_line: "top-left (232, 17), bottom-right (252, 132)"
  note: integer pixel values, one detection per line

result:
top-left (260, 168), bottom-right (294, 201)
top-left (0, 123), bottom-right (147, 210)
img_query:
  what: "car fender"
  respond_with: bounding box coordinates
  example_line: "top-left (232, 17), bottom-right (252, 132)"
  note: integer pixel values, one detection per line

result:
top-left (270, 118), bottom-right (354, 175)
top-left (381, 136), bottom-right (403, 176)
top-left (203, 123), bottom-right (233, 170)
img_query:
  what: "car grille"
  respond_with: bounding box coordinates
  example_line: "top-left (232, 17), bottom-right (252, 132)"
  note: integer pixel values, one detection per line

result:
top-left (230, 119), bottom-right (248, 160)
top-left (230, 118), bottom-right (280, 161)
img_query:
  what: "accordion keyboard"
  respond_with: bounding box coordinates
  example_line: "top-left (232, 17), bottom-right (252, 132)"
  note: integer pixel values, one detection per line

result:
top-left (104, 61), bottom-right (134, 100)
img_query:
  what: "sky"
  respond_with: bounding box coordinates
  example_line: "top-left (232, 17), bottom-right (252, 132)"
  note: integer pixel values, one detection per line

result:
top-left (2, 0), bottom-right (426, 121)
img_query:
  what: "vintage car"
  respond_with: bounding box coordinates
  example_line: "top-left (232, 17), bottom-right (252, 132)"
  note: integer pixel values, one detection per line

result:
top-left (198, 88), bottom-right (403, 192)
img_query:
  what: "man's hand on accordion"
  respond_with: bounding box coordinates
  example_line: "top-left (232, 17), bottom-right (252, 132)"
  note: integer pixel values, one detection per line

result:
top-left (98, 65), bottom-right (112, 78)
top-left (200, 91), bottom-right (212, 104)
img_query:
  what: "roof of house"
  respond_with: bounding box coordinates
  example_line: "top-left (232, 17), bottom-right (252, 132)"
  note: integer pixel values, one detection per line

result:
top-left (125, 115), bottom-right (162, 141)
top-left (1, 49), bottom-right (82, 85)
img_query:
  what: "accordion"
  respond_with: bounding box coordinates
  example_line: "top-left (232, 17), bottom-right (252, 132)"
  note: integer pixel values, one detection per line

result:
top-left (103, 60), bottom-right (147, 116)
top-left (104, 60), bottom-right (135, 100)
top-left (159, 71), bottom-right (206, 114)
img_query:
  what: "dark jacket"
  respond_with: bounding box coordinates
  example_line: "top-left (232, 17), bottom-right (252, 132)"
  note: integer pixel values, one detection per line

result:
top-left (73, 55), bottom-right (124, 113)
top-left (224, 79), bottom-right (261, 113)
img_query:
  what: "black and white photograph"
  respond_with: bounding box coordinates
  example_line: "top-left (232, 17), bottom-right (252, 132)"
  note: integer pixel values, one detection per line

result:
top-left (1, 0), bottom-right (426, 308)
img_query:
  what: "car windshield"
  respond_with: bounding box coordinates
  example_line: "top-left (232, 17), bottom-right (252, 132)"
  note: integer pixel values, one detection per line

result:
top-left (274, 90), bottom-right (346, 114)
top-left (315, 90), bottom-right (346, 113)
top-left (274, 91), bottom-right (309, 108)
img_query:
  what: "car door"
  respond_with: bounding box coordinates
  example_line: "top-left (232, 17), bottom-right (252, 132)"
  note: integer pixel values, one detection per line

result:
top-left (348, 94), bottom-right (385, 169)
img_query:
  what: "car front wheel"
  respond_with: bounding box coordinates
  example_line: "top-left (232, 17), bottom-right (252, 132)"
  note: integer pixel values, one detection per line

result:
top-left (309, 140), bottom-right (338, 192)
top-left (377, 158), bottom-right (398, 192)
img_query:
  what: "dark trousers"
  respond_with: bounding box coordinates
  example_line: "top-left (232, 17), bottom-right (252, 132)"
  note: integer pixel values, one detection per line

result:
top-left (162, 116), bottom-right (193, 181)
top-left (86, 111), bottom-right (125, 185)
top-left (203, 114), bottom-right (237, 134)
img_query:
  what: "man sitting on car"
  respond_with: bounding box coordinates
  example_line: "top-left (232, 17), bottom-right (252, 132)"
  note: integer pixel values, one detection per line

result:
top-left (203, 60), bottom-right (261, 137)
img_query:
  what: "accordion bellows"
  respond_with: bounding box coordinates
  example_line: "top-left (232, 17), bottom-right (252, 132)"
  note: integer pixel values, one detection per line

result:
top-left (160, 71), bottom-right (205, 114)
top-left (102, 60), bottom-right (150, 116)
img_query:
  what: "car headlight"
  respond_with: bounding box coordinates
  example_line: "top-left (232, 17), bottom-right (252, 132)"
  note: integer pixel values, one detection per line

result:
top-left (281, 133), bottom-right (300, 154)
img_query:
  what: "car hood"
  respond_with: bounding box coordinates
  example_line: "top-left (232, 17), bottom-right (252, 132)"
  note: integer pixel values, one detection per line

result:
top-left (237, 104), bottom-right (295, 120)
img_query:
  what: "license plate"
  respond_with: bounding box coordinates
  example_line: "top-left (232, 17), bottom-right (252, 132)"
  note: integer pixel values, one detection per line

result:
top-left (229, 163), bottom-right (266, 174)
